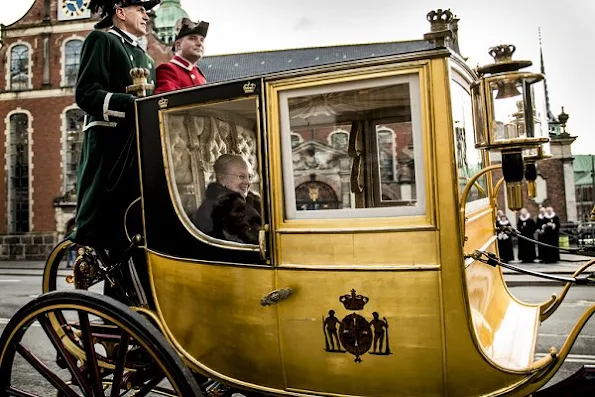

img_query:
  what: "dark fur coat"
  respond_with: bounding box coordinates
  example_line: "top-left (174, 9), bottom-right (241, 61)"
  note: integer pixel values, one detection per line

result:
top-left (192, 182), bottom-right (261, 244)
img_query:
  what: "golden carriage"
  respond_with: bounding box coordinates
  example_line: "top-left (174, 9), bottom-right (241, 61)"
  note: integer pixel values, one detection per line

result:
top-left (1, 9), bottom-right (595, 397)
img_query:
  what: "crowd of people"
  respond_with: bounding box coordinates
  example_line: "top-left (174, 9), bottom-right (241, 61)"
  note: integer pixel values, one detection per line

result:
top-left (495, 206), bottom-right (561, 264)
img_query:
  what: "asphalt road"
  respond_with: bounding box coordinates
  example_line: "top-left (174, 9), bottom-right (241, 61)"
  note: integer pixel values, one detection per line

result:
top-left (0, 270), bottom-right (594, 395)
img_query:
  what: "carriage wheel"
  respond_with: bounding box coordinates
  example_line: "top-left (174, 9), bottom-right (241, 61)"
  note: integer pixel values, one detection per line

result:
top-left (0, 290), bottom-right (202, 396)
top-left (43, 239), bottom-right (75, 293)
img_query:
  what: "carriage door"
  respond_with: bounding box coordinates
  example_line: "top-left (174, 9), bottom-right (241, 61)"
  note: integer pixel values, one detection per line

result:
top-left (144, 79), bottom-right (286, 390)
top-left (265, 68), bottom-right (444, 396)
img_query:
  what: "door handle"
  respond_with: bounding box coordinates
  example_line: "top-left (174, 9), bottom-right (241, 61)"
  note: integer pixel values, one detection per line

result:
top-left (261, 287), bottom-right (293, 306)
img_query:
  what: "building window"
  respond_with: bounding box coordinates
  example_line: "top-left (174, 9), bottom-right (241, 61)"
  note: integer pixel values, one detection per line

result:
top-left (64, 40), bottom-right (82, 86)
top-left (291, 133), bottom-right (303, 148)
top-left (8, 113), bottom-right (30, 233)
top-left (10, 45), bottom-right (29, 91)
top-left (329, 131), bottom-right (348, 150)
top-left (64, 108), bottom-right (85, 195)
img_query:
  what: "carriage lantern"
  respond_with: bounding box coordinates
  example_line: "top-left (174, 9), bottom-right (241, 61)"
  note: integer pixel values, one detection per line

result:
top-left (471, 44), bottom-right (549, 210)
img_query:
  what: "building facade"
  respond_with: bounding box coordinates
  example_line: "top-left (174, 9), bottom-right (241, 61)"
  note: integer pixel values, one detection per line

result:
top-left (494, 107), bottom-right (578, 226)
top-left (0, 1), bottom-right (579, 259)
top-left (0, 0), bottom-right (177, 259)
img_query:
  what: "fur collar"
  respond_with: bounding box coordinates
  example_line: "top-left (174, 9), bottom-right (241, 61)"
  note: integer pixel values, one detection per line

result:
top-left (205, 182), bottom-right (236, 199)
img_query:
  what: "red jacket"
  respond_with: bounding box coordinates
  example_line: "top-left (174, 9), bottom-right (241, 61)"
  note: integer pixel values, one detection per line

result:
top-left (154, 55), bottom-right (207, 94)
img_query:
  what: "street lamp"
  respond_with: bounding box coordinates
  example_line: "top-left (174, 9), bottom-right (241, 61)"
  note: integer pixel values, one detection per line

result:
top-left (471, 44), bottom-right (549, 210)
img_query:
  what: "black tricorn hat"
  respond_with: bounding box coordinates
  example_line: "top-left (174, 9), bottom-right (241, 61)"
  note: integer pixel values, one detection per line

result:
top-left (172, 17), bottom-right (209, 50)
top-left (90, 0), bottom-right (161, 29)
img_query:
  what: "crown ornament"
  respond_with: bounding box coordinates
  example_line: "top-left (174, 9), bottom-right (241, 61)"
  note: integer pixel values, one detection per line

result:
top-left (158, 97), bottom-right (169, 109)
top-left (489, 44), bottom-right (516, 64)
top-left (126, 67), bottom-right (154, 98)
top-left (340, 289), bottom-right (369, 311)
top-left (477, 43), bottom-right (532, 75)
top-left (426, 9), bottom-right (453, 32)
top-left (243, 81), bottom-right (256, 94)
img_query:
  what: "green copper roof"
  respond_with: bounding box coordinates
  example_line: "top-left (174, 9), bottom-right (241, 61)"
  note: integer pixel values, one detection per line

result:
top-left (153, 0), bottom-right (189, 44)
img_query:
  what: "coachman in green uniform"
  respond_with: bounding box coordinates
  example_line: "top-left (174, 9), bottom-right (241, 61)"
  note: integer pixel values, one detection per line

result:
top-left (74, 0), bottom-right (160, 256)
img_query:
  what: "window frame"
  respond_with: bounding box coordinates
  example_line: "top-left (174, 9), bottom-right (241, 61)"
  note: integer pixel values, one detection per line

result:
top-left (450, 68), bottom-right (490, 214)
top-left (7, 42), bottom-right (32, 91)
top-left (6, 110), bottom-right (32, 233)
top-left (62, 38), bottom-right (84, 87)
top-left (61, 106), bottom-right (85, 195)
top-left (158, 96), bottom-right (264, 251)
top-left (277, 73), bottom-right (426, 221)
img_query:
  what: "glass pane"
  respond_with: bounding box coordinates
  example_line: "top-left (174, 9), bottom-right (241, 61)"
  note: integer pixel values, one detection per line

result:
top-left (64, 109), bottom-right (85, 194)
top-left (64, 40), bottom-right (82, 86)
top-left (280, 74), bottom-right (425, 220)
top-left (10, 45), bottom-right (29, 90)
top-left (9, 113), bottom-right (29, 232)
top-left (529, 79), bottom-right (548, 140)
top-left (162, 97), bottom-right (261, 245)
top-left (451, 78), bottom-right (487, 205)
top-left (376, 123), bottom-right (415, 203)
top-left (471, 83), bottom-right (486, 147)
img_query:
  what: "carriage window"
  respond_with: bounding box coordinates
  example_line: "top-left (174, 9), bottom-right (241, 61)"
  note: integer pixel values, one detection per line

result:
top-left (279, 74), bottom-right (425, 219)
top-left (161, 97), bottom-right (261, 245)
top-left (451, 74), bottom-right (488, 209)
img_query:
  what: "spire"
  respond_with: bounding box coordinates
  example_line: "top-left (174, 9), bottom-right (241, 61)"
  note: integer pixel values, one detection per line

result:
top-left (153, 0), bottom-right (189, 45)
top-left (539, 27), bottom-right (556, 122)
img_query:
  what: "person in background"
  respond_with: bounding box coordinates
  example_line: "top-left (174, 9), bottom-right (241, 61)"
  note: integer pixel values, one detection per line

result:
top-left (154, 18), bottom-right (209, 93)
top-left (192, 154), bottom-right (261, 244)
top-left (496, 214), bottom-right (514, 263)
top-left (517, 208), bottom-right (537, 263)
top-left (535, 206), bottom-right (546, 261)
top-left (540, 206), bottom-right (561, 263)
top-left (496, 209), bottom-right (504, 221)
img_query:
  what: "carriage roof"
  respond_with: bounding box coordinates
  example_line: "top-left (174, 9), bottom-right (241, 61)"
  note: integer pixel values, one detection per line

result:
top-left (198, 39), bottom-right (439, 83)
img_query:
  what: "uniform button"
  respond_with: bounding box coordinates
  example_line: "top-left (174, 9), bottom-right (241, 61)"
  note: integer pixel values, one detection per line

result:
top-left (130, 55), bottom-right (134, 61)
top-left (191, 75), bottom-right (195, 79)
top-left (148, 63), bottom-right (152, 68)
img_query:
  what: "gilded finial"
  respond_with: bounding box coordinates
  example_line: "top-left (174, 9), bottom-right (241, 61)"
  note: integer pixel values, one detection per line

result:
top-left (426, 9), bottom-right (453, 32)
top-left (126, 67), bottom-right (154, 98)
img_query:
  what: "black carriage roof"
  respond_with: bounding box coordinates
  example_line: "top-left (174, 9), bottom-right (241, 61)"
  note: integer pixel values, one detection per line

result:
top-left (198, 40), bottom-right (437, 83)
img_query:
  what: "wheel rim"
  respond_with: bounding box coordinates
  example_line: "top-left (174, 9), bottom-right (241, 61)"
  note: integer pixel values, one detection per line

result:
top-left (0, 292), bottom-right (200, 396)
top-left (43, 240), bottom-right (111, 374)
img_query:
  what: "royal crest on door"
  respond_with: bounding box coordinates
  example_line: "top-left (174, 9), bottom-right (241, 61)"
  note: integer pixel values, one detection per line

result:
top-left (323, 289), bottom-right (391, 362)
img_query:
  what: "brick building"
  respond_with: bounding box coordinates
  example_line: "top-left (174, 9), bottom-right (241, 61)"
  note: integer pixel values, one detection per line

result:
top-left (0, 0), bottom-right (178, 259)
top-left (0, 1), bottom-right (578, 258)
top-left (492, 38), bottom-right (578, 227)
top-left (494, 107), bottom-right (578, 226)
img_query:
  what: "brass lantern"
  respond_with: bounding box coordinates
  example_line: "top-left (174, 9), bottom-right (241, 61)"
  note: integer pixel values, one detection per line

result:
top-left (471, 44), bottom-right (550, 210)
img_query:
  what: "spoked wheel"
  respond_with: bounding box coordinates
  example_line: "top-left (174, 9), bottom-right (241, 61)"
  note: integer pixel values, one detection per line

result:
top-left (0, 290), bottom-right (202, 396)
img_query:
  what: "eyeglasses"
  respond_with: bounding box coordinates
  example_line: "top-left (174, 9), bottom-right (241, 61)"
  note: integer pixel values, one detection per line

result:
top-left (225, 173), bottom-right (254, 182)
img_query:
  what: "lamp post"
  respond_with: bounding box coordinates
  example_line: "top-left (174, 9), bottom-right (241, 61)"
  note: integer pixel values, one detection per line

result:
top-left (471, 44), bottom-right (550, 211)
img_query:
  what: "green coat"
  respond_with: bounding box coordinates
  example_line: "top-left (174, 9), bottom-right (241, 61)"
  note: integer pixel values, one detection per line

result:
top-left (74, 27), bottom-right (156, 248)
